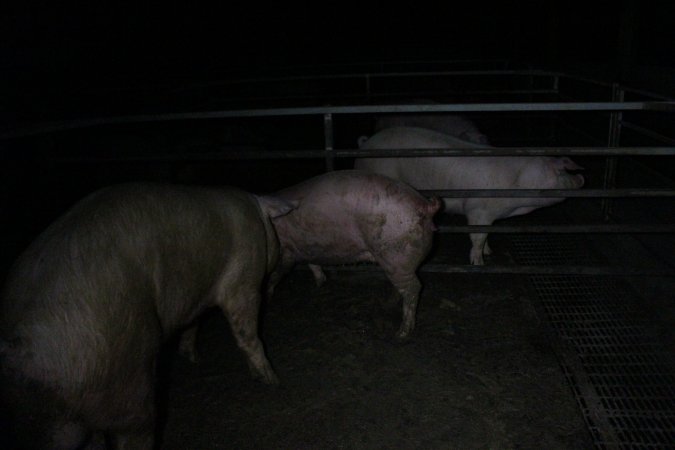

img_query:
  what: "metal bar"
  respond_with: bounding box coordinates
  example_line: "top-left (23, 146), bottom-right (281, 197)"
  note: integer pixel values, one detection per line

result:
top-left (436, 225), bottom-right (675, 233)
top-left (179, 69), bottom-right (556, 87)
top-left (422, 189), bottom-right (675, 198)
top-left (550, 75), bottom-right (560, 144)
top-left (620, 120), bottom-right (675, 145)
top-left (334, 146), bottom-right (675, 157)
top-left (324, 113), bottom-right (335, 171)
top-left (555, 117), bottom-right (606, 145)
top-left (554, 72), bottom-right (615, 89)
top-left (420, 263), bottom-right (675, 276)
top-left (188, 90), bottom-right (560, 109)
top-left (602, 84), bottom-right (624, 221)
top-left (619, 84), bottom-right (674, 101)
top-left (38, 147), bottom-right (675, 163)
top-left (324, 263), bottom-right (675, 276)
top-left (3, 102), bottom-right (673, 140)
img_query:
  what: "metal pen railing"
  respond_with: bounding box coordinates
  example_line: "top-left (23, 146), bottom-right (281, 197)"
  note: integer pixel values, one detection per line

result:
top-left (2, 67), bottom-right (674, 275)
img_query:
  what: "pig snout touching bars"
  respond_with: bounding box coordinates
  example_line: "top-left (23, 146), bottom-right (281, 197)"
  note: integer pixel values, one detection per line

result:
top-left (268, 170), bottom-right (441, 340)
top-left (355, 127), bottom-right (584, 265)
top-left (0, 183), bottom-right (293, 449)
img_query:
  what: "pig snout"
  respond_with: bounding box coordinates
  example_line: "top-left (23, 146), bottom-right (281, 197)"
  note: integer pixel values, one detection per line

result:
top-left (573, 173), bottom-right (585, 188)
top-left (357, 135), bottom-right (369, 148)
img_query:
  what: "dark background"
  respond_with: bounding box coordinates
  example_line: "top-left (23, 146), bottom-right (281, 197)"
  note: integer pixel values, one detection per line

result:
top-left (1, 1), bottom-right (674, 254)
top-left (1, 1), bottom-right (674, 120)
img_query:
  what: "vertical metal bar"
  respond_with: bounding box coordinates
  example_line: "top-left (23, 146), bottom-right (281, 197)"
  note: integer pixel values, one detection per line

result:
top-left (602, 83), bottom-right (624, 221)
top-left (552, 74), bottom-right (560, 93)
top-left (324, 113), bottom-right (335, 171)
top-left (550, 75), bottom-right (560, 143)
top-left (526, 64), bottom-right (535, 141)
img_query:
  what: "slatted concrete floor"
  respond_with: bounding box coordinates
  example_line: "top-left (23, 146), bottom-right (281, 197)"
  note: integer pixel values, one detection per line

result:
top-left (508, 233), bottom-right (675, 449)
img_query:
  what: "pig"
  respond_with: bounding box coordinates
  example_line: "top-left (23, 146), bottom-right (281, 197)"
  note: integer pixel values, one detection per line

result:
top-left (0, 183), bottom-right (294, 449)
top-left (267, 170), bottom-right (441, 340)
top-left (355, 127), bottom-right (584, 265)
top-left (375, 98), bottom-right (490, 145)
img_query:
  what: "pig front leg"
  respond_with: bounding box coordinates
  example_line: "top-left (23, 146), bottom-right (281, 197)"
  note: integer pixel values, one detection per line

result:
top-left (469, 233), bottom-right (489, 265)
top-left (483, 240), bottom-right (493, 256)
top-left (219, 290), bottom-right (279, 385)
top-left (467, 210), bottom-right (493, 265)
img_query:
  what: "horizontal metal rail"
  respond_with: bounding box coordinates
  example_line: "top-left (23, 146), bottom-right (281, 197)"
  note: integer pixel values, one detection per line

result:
top-left (619, 85), bottom-right (674, 101)
top-left (199, 89), bottom-right (561, 109)
top-left (175, 69), bottom-right (557, 88)
top-left (34, 146), bottom-right (675, 163)
top-left (555, 117), bottom-right (607, 146)
top-left (3, 102), bottom-right (674, 140)
top-left (420, 263), bottom-right (675, 276)
top-left (338, 146), bottom-right (675, 157)
top-left (620, 120), bottom-right (675, 145)
top-left (436, 225), bottom-right (675, 233)
top-left (552, 72), bottom-right (615, 89)
top-left (321, 263), bottom-right (675, 276)
top-left (422, 189), bottom-right (675, 198)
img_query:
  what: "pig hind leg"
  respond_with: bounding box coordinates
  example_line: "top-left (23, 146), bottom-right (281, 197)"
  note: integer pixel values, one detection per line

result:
top-left (386, 270), bottom-right (421, 340)
top-left (219, 290), bottom-right (279, 384)
top-left (376, 255), bottom-right (423, 340)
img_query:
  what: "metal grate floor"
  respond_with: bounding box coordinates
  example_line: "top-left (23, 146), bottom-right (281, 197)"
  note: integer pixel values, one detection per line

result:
top-left (508, 233), bottom-right (675, 449)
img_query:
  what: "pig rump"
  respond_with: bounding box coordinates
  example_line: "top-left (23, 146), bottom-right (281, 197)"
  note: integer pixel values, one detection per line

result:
top-left (269, 170), bottom-right (441, 340)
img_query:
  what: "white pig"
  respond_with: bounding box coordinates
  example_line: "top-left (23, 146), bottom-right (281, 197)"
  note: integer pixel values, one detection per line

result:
top-left (374, 98), bottom-right (490, 145)
top-left (355, 127), bottom-right (584, 265)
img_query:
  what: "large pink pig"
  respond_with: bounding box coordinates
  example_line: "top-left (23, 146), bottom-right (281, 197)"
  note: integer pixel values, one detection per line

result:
top-left (355, 127), bottom-right (584, 265)
top-left (270, 170), bottom-right (441, 340)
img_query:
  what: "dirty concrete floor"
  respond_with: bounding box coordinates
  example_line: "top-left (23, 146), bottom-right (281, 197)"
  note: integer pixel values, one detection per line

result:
top-left (158, 257), bottom-right (592, 449)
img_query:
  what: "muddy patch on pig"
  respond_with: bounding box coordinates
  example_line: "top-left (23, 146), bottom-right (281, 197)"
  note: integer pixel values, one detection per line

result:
top-left (159, 238), bottom-right (591, 449)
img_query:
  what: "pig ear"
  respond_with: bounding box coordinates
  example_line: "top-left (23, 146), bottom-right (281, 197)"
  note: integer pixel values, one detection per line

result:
top-left (357, 136), bottom-right (369, 148)
top-left (552, 157), bottom-right (584, 171)
top-left (257, 196), bottom-right (298, 219)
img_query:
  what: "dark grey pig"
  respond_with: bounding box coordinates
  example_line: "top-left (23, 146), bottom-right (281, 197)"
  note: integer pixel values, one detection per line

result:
top-left (269, 170), bottom-right (441, 340)
top-left (0, 183), bottom-right (293, 449)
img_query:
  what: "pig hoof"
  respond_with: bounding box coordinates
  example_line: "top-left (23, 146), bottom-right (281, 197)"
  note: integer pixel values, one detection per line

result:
top-left (469, 252), bottom-right (485, 265)
top-left (252, 367), bottom-right (280, 385)
top-left (394, 328), bottom-right (412, 341)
